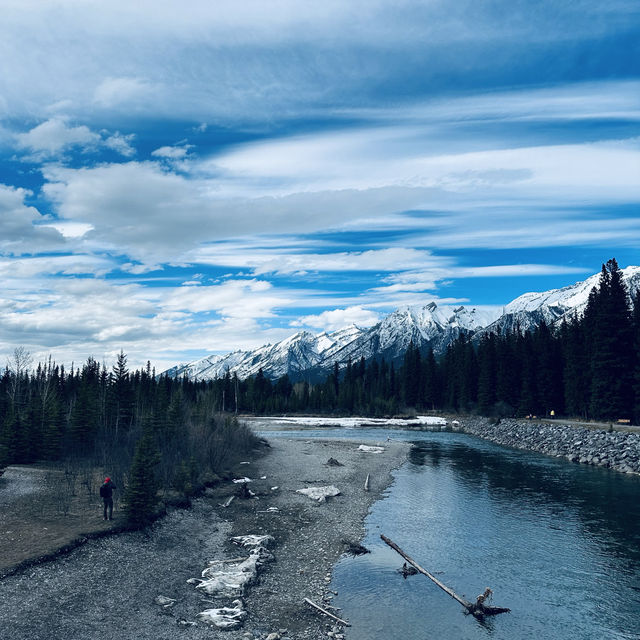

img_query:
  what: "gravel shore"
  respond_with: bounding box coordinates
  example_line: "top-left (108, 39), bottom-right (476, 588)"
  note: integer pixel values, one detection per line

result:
top-left (0, 436), bottom-right (409, 640)
top-left (459, 417), bottom-right (640, 474)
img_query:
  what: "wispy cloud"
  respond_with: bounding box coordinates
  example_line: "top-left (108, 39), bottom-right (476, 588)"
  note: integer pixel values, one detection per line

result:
top-left (0, 1), bottom-right (637, 368)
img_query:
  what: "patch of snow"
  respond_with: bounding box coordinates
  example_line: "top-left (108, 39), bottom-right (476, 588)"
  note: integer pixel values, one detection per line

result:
top-left (197, 600), bottom-right (246, 629)
top-left (296, 486), bottom-right (341, 502)
top-left (357, 445), bottom-right (385, 453)
top-left (254, 415), bottom-right (446, 428)
top-left (232, 477), bottom-right (251, 483)
top-left (231, 534), bottom-right (273, 548)
top-left (191, 547), bottom-right (273, 597)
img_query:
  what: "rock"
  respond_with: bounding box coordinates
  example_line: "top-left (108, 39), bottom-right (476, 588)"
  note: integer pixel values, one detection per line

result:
top-left (177, 619), bottom-right (197, 626)
top-left (296, 486), bottom-right (341, 502)
top-left (154, 595), bottom-right (176, 608)
top-left (266, 633), bottom-right (281, 640)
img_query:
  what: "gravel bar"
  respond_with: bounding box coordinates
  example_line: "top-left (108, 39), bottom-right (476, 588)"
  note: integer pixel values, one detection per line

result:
top-left (0, 437), bottom-right (409, 640)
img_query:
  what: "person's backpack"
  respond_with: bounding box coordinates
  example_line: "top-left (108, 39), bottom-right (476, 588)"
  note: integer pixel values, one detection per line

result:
top-left (100, 484), bottom-right (108, 498)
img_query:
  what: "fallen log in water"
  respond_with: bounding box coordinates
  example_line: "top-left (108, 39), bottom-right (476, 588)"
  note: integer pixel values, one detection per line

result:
top-left (380, 534), bottom-right (510, 618)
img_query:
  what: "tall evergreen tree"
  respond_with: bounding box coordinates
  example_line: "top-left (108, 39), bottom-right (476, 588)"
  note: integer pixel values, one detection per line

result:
top-left (588, 259), bottom-right (634, 419)
top-left (124, 428), bottom-right (161, 527)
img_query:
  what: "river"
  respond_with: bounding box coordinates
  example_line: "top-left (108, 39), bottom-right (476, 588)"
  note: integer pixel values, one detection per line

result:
top-left (257, 423), bottom-right (640, 639)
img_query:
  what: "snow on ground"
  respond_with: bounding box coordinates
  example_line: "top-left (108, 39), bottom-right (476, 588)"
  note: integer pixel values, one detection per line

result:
top-left (251, 415), bottom-right (447, 428)
top-left (295, 486), bottom-right (341, 502)
top-left (357, 445), bottom-right (385, 453)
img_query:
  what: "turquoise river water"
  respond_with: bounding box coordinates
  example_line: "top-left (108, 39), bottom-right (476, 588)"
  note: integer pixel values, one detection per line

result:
top-left (260, 425), bottom-right (640, 639)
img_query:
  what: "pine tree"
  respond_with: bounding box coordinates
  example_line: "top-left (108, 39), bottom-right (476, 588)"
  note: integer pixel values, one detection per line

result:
top-left (477, 333), bottom-right (497, 415)
top-left (561, 316), bottom-right (590, 418)
top-left (111, 350), bottom-right (134, 435)
top-left (588, 259), bottom-right (634, 419)
top-left (124, 428), bottom-right (161, 527)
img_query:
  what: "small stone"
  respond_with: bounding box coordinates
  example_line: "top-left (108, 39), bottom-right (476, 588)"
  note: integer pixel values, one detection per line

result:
top-left (265, 633), bottom-right (281, 640)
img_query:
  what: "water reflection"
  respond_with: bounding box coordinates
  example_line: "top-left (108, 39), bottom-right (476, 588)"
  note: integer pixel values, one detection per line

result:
top-left (411, 440), bottom-right (640, 565)
top-left (297, 429), bottom-right (640, 640)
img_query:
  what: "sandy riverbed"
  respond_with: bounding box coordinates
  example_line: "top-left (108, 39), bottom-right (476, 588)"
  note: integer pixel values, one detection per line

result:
top-left (0, 436), bottom-right (409, 640)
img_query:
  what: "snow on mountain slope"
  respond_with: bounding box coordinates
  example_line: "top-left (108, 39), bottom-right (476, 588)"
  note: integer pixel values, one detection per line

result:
top-left (165, 266), bottom-right (640, 382)
top-left (480, 265), bottom-right (640, 336)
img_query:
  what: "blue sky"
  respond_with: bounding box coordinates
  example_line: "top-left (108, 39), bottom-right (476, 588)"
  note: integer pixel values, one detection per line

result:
top-left (0, 0), bottom-right (639, 370)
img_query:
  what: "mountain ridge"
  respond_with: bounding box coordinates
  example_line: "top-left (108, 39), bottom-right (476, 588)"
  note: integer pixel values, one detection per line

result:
top-left (165, 265), bottom-right (640, 382)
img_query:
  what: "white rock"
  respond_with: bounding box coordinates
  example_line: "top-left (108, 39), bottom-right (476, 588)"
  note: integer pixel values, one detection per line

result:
top-left (357, 445), bottom-right (385, 453)
top-left (154, 595), bottom-right (176, 608)
top-left (296, 486), bottom-right (341, 502)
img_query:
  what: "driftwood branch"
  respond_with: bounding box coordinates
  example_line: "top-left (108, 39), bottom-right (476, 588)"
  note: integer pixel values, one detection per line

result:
top-left (364, 474), bottom-right (370, 491)
top-left (304, 598), bottom-right (351, 626)
top-left (380, 534), bottom-right (510, 618)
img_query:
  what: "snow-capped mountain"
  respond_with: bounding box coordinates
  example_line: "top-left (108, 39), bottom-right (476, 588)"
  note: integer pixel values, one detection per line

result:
top-left (478, 265), bottom-right (640, 337)
top-left (165, 266), bottom-right (640, 382)
top-left (165, 303), bottom-right (501, 382)
top-left (164, 325), bottom-right (367, 382)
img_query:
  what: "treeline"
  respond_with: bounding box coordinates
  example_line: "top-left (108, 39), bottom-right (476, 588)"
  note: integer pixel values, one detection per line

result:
top-left (0, 350), bottom-right (259, 523)
top-left (209, 259), bottom-right (640, 422)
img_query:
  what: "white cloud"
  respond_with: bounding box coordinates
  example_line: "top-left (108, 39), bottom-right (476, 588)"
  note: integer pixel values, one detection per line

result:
top-left (162, 279), bottom-right (291, 318)
top-left (210, 128), bottom-right (640, 202)
top-left (151, 145), bottom-right (192, 159)
top-left (15, 117), bottom-right (100, 156)
top-left (0, 254), bottom-right (114, 278)
top-left (42, 161), bottom-right (445, 263)
top-left (41, 221), bottom-right (94, 238)
top-left (372, 263), bottom-right (590, 294)
top-left (294, 306), bottom-right (380, 331)
top-left (0, 1), bottom-right (633, 125)
top-left (13, 118), bottom-right (136, 159)
top-left (0, 184), bottom-right (65, 254)
top-left (93, 77), bottom-right (153, 108)
top-left (250, 248), bottom-right (449, 276)
top-left (103, 131), bottom-right (136, 156)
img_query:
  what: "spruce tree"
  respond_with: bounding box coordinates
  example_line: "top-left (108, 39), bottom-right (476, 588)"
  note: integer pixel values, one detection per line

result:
top-left (588, 259), bottom-right (634, 419)
top-left (124, 428), bottom-right (161, 527)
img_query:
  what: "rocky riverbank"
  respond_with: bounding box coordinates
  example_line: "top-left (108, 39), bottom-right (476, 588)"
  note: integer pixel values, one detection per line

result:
top-left (459, 417), bottom-right (640, 474)
top-left (0, 437), bottom-right (409, 640)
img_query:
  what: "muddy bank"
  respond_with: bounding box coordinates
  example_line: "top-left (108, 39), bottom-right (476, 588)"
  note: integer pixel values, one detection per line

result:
top-left (459, 417), bottom-right (640, 474)
top-left (0, 437), bottom-right (408, 640)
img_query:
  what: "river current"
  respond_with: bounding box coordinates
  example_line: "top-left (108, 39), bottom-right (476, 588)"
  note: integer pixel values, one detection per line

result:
top-left (257, 424), bottom-right (640, 639)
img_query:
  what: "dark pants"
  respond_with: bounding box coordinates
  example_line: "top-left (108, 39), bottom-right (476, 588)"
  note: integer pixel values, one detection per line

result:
top-left (103, 498), bottom-right (113, 520)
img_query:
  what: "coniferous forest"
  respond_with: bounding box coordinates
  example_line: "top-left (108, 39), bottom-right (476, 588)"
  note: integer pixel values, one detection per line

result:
top-left (1, 259), bottom-right (638, 518)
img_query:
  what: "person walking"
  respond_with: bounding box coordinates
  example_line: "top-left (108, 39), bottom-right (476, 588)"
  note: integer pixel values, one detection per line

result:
top-left (100, 477), bottom-right (116, 520)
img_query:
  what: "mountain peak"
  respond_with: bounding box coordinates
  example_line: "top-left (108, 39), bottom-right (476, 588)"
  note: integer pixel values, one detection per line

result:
top-left (165, 265), bottom-right (640, 382)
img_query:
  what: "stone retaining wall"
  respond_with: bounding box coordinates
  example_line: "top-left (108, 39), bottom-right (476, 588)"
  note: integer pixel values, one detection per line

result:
top-left (458, 418), bottom-right (640, 474)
